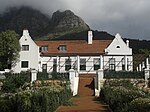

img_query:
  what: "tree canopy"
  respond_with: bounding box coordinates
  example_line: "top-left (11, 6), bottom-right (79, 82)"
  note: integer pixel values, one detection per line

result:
top-left (0, 30), bottom-right (20, 70)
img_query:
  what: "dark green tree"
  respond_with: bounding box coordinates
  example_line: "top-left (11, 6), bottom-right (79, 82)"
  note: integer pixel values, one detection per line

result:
top-left (0, 30), bottom-right (20, 70)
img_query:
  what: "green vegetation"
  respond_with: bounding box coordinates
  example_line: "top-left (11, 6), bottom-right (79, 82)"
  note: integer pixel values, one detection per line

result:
top-left (104, 71), bottom-right (144, 79)
top-left (100, 80), bottom-right (150, 112)
top-left (37, 72), bottom-right (69, 80)
top-left (0, 72), bottom-right (72, 112)
top-left (0, 85), bottom-right (72, 112)
top-left (1, 72), bottom-right (30, 93)
top-left (0, 30), bottom-right (20, 70)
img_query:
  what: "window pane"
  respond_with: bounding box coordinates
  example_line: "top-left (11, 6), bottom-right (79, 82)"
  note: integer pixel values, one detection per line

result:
top-left (41, 46), bottom-right (48, 52)
top-left (65, 59), bottom-right (71, 71)
top-left (21, 61), bottom-right (28, 68)
top-left (109, 58), bottom-right (115, 64)
top-left (80, 59), bottom-right (86, 65)
top-left (80, 59), bottom-right (86, 70)
top-left (59, 45), bottom-right (67, 52)
top-left (53, 59), bottom-right (57, 72)
top-left (22, 45), bottom-right (29, 51)
top-left (94, 58), bottom-right (100, 70)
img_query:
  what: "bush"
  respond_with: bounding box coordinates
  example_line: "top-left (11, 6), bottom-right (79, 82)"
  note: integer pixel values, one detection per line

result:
top-left (2, 72), bottom-right (30, 93)
top-left (104, 71), bottom-right (144, 79)
top-left (37, 72), bottom-right (69, 80)
top-left (100, 79), bottom-right (150, 112)
top-left (126, 97), bottom-right (150, 112)
top-left (0, 85), bottom-right (72, 112)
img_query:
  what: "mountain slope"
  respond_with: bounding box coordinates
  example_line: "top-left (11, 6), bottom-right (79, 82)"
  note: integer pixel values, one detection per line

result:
top-left (0, 6), bottom-right (50, 38)
top-left (0, 6), bottom-right (90, 39)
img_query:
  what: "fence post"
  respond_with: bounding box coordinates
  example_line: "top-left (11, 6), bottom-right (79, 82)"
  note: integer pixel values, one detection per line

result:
top-left (31, 69), bottom-right (38, 83)
top-left (95, 69), bottom-right (104, 96)
top-left (69, 69), bottom-right (79, 96)
top-left (144, 68), bottom-right (150, 87)
top-left (69, 69), bottom-right (75, 94)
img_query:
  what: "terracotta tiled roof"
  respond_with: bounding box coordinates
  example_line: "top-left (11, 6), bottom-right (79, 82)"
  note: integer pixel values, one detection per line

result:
top-left (35, 40), bottom-right (112, 56)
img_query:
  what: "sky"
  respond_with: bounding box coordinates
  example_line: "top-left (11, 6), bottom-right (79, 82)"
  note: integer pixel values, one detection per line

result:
top-left (0, 0), bottom-right (150, 40)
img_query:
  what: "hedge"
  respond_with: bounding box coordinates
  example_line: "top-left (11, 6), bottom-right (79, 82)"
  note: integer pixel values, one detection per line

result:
top-left (100, 79), bottom-right (150, 112)
top-left (0, 85), bottom-right (72, 112)
top-left (37, 72), bottom-right (69, 80)
top-left (104, 71), bottom-right (144, 79)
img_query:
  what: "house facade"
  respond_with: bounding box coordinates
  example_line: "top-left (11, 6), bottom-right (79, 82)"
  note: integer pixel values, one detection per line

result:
top-left (12, 30), bottom-right (133, 73)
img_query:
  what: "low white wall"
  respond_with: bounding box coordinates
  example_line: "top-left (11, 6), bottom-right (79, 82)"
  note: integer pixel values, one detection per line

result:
top-left (69, 69), bottom-right (79, 96)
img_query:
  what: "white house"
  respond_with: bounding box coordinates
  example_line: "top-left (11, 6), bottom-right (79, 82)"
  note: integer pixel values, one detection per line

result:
top-left (12, 30), bottom-right (40, 73)
top-left (12, 30), bottom-right (133, 73)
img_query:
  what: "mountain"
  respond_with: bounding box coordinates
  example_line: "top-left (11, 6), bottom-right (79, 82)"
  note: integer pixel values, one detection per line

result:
top-left (51, 30), bottom-right (114, 40)
top-left (0, 6), bottom-right (50, 38)
top-left (0, 6), bottom-right (89, 39)
top-left (50, 10), bottom-right (89, 32)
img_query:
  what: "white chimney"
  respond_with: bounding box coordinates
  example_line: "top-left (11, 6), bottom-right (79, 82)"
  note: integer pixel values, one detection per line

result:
top-left (88, 31), bottom-right (93, 44)
top-left (23, 29), bottom-right (29, 36)
top-left (126, 40), bottom-right (129, 47)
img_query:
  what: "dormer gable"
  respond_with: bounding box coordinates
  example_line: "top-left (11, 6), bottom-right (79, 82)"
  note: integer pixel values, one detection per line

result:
top-left (105, 33), bottom-right (132, 55)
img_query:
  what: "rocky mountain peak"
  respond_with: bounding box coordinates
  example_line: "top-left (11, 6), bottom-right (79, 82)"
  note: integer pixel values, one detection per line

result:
top-left (51, 10), bottom-right (90, 32)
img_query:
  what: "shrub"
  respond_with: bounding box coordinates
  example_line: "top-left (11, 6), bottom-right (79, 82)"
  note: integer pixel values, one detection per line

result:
top-left (2, 72), bottom-right (30, 93)
top-left (0, 85), bottom-right (72, 112)
top-left (37, 72), bottom-right (69, 80)
top-left (104, 71), bottom-right (144, 79)
top-left (127, 98), bottom-right (150, 112)
top-left (100, 79), bottom-right (150, 112)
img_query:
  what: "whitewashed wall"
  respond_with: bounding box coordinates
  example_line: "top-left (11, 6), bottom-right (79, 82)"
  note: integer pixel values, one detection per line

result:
top-left (12, 30), bottom-right (40, 73)
top-left (105, 33), bottom-right (132, 55)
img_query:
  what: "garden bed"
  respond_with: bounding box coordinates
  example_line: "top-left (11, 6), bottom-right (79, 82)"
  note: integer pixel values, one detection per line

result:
top-left (100, 79), bottom-right (150, 112)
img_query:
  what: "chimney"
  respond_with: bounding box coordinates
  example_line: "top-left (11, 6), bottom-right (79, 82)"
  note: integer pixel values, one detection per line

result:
top-left (88, 31), bottom-right (93, 44)
top-left (126, 40), bottom-right (129, 47)
top-left (23, 29), bottom-right (29, 36)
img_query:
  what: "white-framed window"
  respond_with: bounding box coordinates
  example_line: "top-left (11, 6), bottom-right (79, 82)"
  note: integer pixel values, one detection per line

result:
top-left (41, 46), bottom-right (48, 52)
top-left (109, 58), bottom-right (115, 71)
top-left (122, 58), bottom-right (125, 70)
top-left (22, 45), bottom-right (29, 51)
top-left (65, 59), bottom-right (71, 71)
top-left (21, 61), bottom-right (29, 68)
top-left (42, 64), bottom-right (47, 72)
top-left (93, 58), bottom-right (100, 70)
top-left (53, 59), bottom-right (57, 72)
top-left (59, 45), bottom-right (67, 52)
top-left (80, 59), bottom-right (86, 70)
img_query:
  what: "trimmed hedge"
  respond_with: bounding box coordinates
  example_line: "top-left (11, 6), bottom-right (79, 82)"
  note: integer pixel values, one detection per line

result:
top-left (37, 72), bottom-right (69, 80)
top-left (0, 85), bottom-right (72, 112)
top-left (100, 80), bottom-right (150, 112)
top-left (104, 71), bottom-right (144, 79)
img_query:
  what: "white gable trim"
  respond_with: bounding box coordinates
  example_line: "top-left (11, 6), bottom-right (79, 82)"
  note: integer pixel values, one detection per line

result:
top-left (105, 33), bottom-right (132, 55)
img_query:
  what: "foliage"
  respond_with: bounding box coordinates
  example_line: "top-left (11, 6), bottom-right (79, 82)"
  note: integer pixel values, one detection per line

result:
top-left (1, 72), bottom-right (30, 93)
top-left (104, 71), bottom-right (144, 79)
top-left (127, 97), bottom-right (150, 112)
top-left (37, 72), bottom-right (69, 80)
top-left (0, 84), bottom-right (72, 112)
top-left (100, 79), bottom-right (150, 112)
top-left (139, 49), bottom-right (150, 55)
top-left (0, 30), bottom-right (20, 70)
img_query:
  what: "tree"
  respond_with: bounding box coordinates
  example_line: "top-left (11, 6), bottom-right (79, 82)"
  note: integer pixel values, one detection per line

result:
top-left (0, 30), bottom-right (20, 70)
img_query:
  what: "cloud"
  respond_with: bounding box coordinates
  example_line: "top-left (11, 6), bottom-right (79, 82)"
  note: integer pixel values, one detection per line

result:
top-left (0, 0), bottom-right (150, 40)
